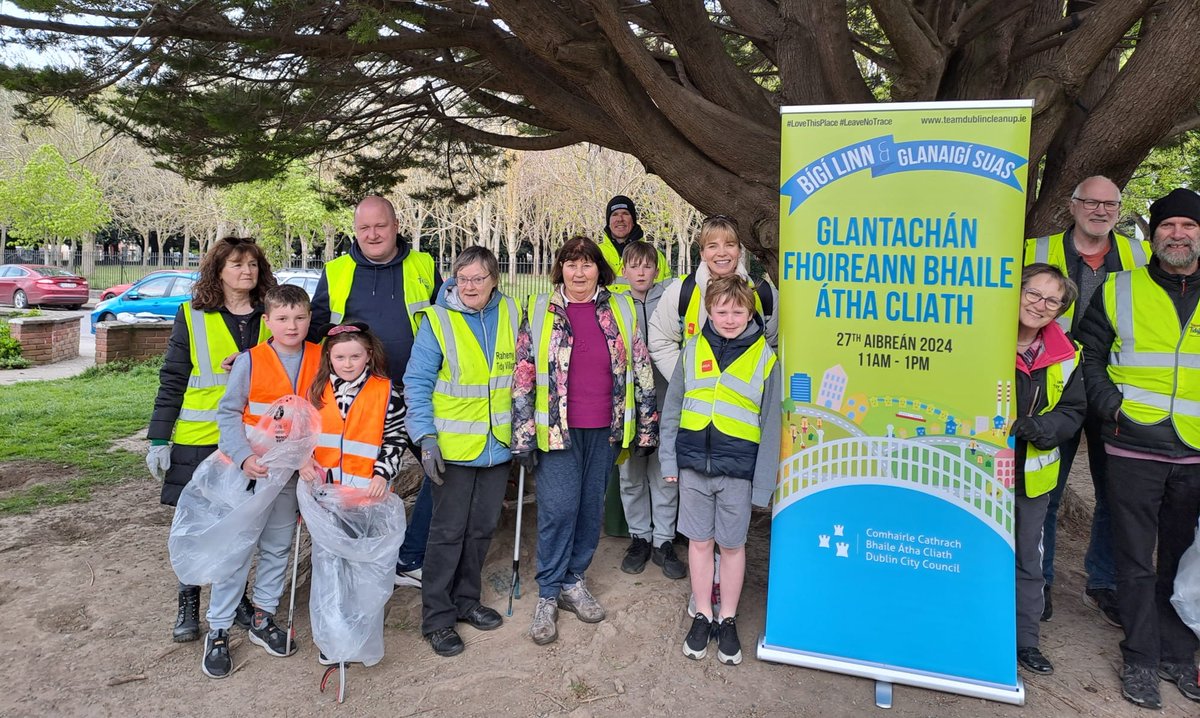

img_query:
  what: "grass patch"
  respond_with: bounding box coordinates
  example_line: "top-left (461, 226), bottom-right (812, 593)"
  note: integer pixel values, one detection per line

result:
top-left (0, 357), bottom-right (162, 513)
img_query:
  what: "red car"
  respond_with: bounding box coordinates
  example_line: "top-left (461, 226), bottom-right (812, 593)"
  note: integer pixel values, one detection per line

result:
top-left (0, 264), bottom-right (90, 309)
top-left (100, 269), bottom-right (191, 301)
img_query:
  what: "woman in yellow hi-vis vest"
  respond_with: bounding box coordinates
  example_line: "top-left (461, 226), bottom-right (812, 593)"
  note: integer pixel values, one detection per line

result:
top-left (511, 237), bottom-right (659, 646)
top-left (402, 246), bottom-right (518, 658)
top-left (1011, 263), bottom-right (1086, 677)
top-left (146, 237), bottom-right (275, 644)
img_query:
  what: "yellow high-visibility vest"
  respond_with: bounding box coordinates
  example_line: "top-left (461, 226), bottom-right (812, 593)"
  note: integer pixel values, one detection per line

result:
top-left (1023, 231), bottom-right (1149, 331)
top-left (175, 307), bottom-right (269, 445)
top-left (679, 333), bottom-right (776, 443)
top-left (324, 251), bottom-right (436, 333)
top-left (1022, 345), bottom-right (1081, 497)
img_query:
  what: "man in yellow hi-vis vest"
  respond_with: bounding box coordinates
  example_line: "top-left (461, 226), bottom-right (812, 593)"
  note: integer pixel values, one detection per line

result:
top-left (309, 195), bottom-right (443, 591)
top-left (598, 195), bottom-right (671, 283)
top-left (1025, 176), bottom-right (1149, 628)
top-left (1078, 187), bottom-right (1200, 709)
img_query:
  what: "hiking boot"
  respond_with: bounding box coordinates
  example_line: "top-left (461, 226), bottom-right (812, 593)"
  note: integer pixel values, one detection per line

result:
top-left (683, 613), bottom-right (713, 660)
top-left (1120, 664), bottom-right (1162, 709)
top-left (1017, 646), bottom-right (1054, 674)
top-left (426, 627), bottom-right (465, 657)
top-left (620, 537), bottom-right (652, 574)
top-left (248, 609), bottom-right (297, 657)
top-left (530, 597), bottom-right (559, 645)
top-left (395, 565), bottom-right (423, 589)
top-left (201, 629), bottom-right (232, 679)
top-left (652, 541), bottom-right (687, 579)
top-left (558, 578), bottom-right (606, 623)
top-left (1040, 584), bottom-right (1053, 622)
top-left (715, 616), bottom-right (742, 665)
top-left (1158, 662), bottom-right (1200, 703)
top-left (1082, 588), bottom-right (1122, 628)
top-left (173, 586), bottom-right (201, 643)
top-left (233, 591), bottom-right (254, 630)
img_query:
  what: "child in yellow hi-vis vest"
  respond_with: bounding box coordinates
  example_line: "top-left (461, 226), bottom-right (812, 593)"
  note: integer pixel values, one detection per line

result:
top-left (659, 276), bottom-right (781, 666)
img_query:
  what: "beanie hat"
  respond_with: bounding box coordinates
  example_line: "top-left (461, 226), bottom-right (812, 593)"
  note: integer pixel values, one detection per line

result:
top-left (1149, 188), bottom-right (1200, 238)
top-left (606, 195), bottom-right (638, 225)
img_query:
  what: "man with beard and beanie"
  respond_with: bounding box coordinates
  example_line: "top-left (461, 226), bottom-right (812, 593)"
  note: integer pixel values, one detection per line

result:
top-left (598, 195), bottom-right (672, 282)
top-left (1078, 187), bottom-right (1200, 709)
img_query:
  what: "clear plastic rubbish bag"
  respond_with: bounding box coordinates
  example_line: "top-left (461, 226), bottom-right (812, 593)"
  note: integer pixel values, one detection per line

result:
top-left (1171, 521), bottom-right (1200, 639)
top-left (298, 480), bottom-right (406, 667)
top-left (169, 395), bottom-right (321, 586)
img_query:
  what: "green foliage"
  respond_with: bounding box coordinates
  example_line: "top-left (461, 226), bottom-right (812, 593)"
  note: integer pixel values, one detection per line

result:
top-left (1123, 133), bottom-right (1200, 222)
top-left (0, 323), bottom-right (29, 369)
top-left (2, 143), bottom-right (111, 246)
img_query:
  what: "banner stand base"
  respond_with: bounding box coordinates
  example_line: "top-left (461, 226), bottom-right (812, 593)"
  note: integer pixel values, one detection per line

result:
top-left (874, 681), bottom-right (892, 709)
top-left (757, 637), bottom-right (1026, 707)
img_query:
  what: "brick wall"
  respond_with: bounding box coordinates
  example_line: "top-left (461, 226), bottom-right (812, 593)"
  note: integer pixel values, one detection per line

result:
top-left (8, 315), bottom-right (80, 365)
top-left (96, 322), bottom-right (173, 364)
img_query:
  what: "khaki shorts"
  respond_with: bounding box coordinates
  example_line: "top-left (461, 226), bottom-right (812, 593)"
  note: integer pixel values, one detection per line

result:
top-left (677, 468), bottom-right (752, 548)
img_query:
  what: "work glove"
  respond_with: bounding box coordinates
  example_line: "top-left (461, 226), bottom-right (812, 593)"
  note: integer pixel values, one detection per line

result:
top-left (1010, 416), bottom-right (1051, 450)
top-left (421, 437), bottom-right (446, 486)
top-left (146, 444), bottom-right (171, 482)
top-left (513, 451), bottom-right (538, 474)
top-left (633, 445), bottom-right (656, 458)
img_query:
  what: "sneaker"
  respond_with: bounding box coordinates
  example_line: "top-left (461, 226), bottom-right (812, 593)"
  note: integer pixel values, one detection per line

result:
top-left (1040, 584), bottom-right (1053, 622)
top-left (233, 592), bottom-right (254, 630)
top-left (558, 578), bottom-right (606, 623)
top-left (620, 537), bottom-right (652, 574)
top-left (1157, 662), bottom-right (1200, 703)
top-left (395, 565), bottom-right (423, 589)
top-left (1082, 588), bottom-right (1122, 628)
top-left (318, 652), bottom-right (336, 666)
top-left (173, 586), bottom-right (201, 643)
top-left (715, 616), bottom-right (742, 665)
top-left (201, 629), bottom-right (232, 679)
top-left (652, 541), bottom-right (688, 580)
top-left (529, 597), bottom-right (559, 645)
top-left (1120, 664), bottom-right (1162, 709)
top-left (682, 613), bottom-right (713, 660)
top-left (248, 609), bottom-right (297, 657)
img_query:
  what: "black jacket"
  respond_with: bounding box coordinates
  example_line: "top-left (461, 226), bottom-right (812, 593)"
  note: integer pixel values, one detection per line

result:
top-left (1077, 257), bottom-right (1200, 458)
top-left (1011, 325), bottom-right (1087, 496)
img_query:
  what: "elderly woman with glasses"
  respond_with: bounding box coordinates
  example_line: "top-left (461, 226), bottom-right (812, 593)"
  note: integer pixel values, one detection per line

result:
top-left (403, 245), bottom-right (519, 658)
top-left (1010, 262), bottom-right (1087, 677)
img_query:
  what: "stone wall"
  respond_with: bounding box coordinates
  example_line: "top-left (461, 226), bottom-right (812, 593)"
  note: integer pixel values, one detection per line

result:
top-left (7, 315), bottom-right (80, 365)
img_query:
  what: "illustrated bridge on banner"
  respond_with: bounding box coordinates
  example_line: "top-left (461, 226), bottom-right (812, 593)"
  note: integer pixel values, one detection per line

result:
top-left (775, 437), bottom-right (1014, 545)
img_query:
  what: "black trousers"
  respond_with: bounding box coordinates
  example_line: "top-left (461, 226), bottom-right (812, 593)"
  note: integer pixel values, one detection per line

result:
top-left (1107, 454), bottom-right (1200, 667)
top-left (421, 462), bottom-right (510, 635)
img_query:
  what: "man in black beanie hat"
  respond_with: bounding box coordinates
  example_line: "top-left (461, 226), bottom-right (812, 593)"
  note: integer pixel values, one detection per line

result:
top-left (599, 195), bottom-right (671, 283)
top-left (1077, 187), bottom-right (1200, 708)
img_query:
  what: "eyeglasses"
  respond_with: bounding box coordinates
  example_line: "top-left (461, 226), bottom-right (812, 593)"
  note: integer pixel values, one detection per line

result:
top-left (220, 236), bottom-right (257, 245)
top-left (455, 274), bottom-right (493, 287)
top-left (1022, 287), bottom-right (1064, 311)
top-left (1071, 197), bottom-right (1120, 211)
top-left (704, 214), bottom-right (739, 227)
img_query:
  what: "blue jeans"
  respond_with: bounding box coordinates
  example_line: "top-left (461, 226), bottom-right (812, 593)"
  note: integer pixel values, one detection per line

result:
top-left (535, 428), bottom-right (616, 599)
top-left (1041, 416), bottom-right (1115, 590)
top-left (397, 475), bottom-right (433, 570)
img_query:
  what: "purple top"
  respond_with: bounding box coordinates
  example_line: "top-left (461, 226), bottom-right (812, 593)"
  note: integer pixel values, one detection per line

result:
top-left (565, 300), bottom-right (614, 428)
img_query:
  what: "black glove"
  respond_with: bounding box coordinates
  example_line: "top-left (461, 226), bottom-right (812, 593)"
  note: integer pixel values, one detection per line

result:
top-left (421, 437), bottom-right (446, 485)
top-left (633, 445), bottom-right (656, 458)
top-left (1009, 417), bottom-right (1043, 445)
top-left (514, 451), bottom-right (538, 473)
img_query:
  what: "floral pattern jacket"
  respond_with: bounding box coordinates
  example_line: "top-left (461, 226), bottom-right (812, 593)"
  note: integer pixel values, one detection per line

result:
top-left (512, 286), bottom-right (659, 453)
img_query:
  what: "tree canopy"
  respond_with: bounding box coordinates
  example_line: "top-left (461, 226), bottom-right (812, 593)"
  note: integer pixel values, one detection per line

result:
top-left (2, 143), bottom-right (110, 249)
top-left (2, 1), bottom-right (1198, 271)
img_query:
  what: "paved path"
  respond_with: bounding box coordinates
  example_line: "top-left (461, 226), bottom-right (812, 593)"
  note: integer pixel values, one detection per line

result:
top-left (0, 309), bottom-right (97, 386)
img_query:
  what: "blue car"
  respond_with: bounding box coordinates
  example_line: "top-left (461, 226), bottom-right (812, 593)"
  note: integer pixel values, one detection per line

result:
top-left (90, 271), bottom-right (199, 334)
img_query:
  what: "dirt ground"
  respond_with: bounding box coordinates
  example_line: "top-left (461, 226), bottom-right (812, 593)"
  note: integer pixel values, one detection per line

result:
top-left (0, 444), bottom-right (1196, 718)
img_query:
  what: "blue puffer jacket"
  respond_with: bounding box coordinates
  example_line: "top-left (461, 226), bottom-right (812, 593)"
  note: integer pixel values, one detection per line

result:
top-left (403, 278), bottom-right (513, 467)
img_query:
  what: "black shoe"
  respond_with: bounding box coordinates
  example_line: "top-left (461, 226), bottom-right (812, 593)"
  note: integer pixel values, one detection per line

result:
top-left (427, 627), bottom-right (465, 657)
top-left (248, 609), bottom-right (297, 657)
top-left (1121, 664), bottom-right (1162, 709)
top-left (1082, 588), bottom-right (1122, 628)
top-left (1158, 663), bottom-right (1200, 703)
top-left (233, 591), bottom-right (254, 630)
top-left (318, 652), bottom-right (337, 666)
top-left (173, 586), bottom-right (201, 643)
top-left (1017, 647), bottom-right (1054, 674)
top-left (652, 541), bottom-right (688, 580)
top-left (682, 613), bottom-right (712, 660)
top-left (457, 605), bottom-right (503, 631)
top-left (1040, 584), bottom-right (1053, 622)
top-left (621, 537), bottom-right (652, 574)
top-left (715, 616), bottom-right (742, 665)
top-left (201, 629), bottom-right (232, 679)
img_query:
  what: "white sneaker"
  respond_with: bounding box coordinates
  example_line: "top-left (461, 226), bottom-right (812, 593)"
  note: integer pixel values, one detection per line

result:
top-left (395, 567), bottom-right (423, 588)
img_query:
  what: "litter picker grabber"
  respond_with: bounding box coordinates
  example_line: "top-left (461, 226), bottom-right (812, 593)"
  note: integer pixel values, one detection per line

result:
top-left (506, 465), bottom-right (526, 617)
top-left (286, 515), bottom-right (302, 657)
top-left (321, 662), bottom-right (347, 704)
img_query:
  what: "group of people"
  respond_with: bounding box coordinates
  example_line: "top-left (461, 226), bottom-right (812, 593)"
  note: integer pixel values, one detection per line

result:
top-left (1012, 178), bottom-right (1200, 709)
top-left (147, 194), bottom-right (782, 678)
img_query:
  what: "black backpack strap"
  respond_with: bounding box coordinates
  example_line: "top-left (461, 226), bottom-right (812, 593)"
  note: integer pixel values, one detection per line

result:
top-left (677, 273), bottom-right (697, 317)
top-left (755, 278), bottom-right (774, 316)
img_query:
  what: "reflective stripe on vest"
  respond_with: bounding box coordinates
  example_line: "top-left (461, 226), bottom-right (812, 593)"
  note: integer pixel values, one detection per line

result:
top-left (1023, 231), bottom-right (1149, 332)
top-left (525, 291), bottom-right (637, 451)
top-left (323, 251), bottom-right (436, 332)
top-left (241, 341), bottom-right (323, 426)
top-left (1023, 347), bottom-right (1080, 497)
top-left (681, 277), bottom-right (767, 340)
top-left (597, 233), bottom-right (672, 285)
top-left (176, 308), bottom-right (269, 444)
top-left (1104, 267), bottom-right (1200, 450)
top-left (418, 296), bottom-right (518, 462)
top-left (679, 333), bottom-right (776, 443)
top-left (314, 375), bottom-right (390, 488)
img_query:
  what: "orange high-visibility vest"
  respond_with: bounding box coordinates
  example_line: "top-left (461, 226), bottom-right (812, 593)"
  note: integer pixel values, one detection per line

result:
top-left (314, 375), bottom-right (390, 488)
top-left (241, 341), bottom-right (322, 426)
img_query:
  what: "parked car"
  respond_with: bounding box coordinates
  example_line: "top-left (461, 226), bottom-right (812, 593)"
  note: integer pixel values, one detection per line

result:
top-left (275, 268), bottom-right (321, 299)
top-left (0, 264), bottom-right (89, 309)
top-left (99, 269), bottom-right (192, 301)
top-left (90, 271), bottom-right (199, 333)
